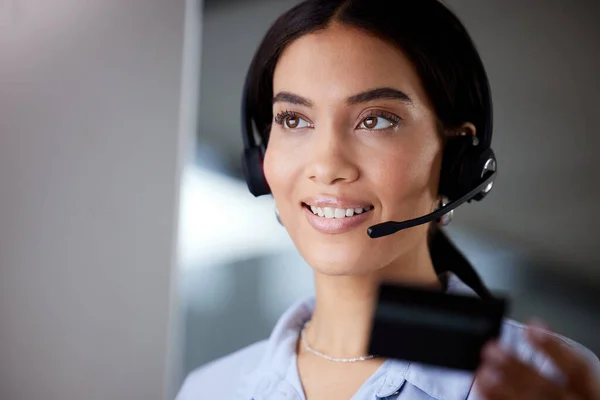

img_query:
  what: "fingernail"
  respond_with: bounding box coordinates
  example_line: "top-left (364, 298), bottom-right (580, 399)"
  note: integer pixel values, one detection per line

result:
top-left (527, 320), bottom-right (548, 341)
top-left (529, 318), bottom-right (549, 330)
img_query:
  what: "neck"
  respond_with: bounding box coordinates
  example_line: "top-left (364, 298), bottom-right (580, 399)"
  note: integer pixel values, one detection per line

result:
top-left (305, 242), bottom-right (440, 358)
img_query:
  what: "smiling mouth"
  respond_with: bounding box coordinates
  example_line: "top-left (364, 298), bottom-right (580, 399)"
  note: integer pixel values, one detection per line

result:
top-left (302, 203), bottom-right (374, 219)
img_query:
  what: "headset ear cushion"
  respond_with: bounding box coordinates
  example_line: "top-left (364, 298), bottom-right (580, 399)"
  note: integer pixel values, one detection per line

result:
top-left (242, 146), bottom-right (271, 197)
top-left (439, 137), bottom-right (497, 202)
top-left (439, 137), bottom-right (471, 201)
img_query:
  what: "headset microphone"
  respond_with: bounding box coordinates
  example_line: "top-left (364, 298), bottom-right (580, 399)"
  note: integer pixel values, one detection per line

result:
top-left (367, 169), bottom-right (497, 239)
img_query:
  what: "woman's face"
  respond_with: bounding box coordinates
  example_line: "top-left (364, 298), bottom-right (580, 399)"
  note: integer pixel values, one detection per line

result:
top-left (263, 23), bottom-right (443, 276)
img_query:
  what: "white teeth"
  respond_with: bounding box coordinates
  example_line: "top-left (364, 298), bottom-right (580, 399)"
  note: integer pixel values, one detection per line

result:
top-left (334, 208), bottom-right (345, 219)
top-left (307, 205), bottom-right (372, 219)
top-left (324, 207), bottom-right (335, 218)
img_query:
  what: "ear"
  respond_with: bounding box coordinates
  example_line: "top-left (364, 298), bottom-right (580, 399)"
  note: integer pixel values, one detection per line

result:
top-left (455, 122), bottom-right (476, 137)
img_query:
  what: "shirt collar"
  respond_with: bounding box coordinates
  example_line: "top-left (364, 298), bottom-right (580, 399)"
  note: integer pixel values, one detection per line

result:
top-left (240, 296), bottom-right (314, 398)
top-left (246, 272), bottom-right (479, 400)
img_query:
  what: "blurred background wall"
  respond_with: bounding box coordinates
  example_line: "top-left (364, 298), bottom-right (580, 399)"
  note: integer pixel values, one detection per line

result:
top-left (0, 1), bottom-right (196, 399)
top-left (180, 0), bottom-right (600, 384)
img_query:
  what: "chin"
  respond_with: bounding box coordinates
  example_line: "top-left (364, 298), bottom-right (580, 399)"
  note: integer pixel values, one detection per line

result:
top-left (312, 261), bottom-right (374, 276)
top-left (301, 244), bottom-right (378, 276)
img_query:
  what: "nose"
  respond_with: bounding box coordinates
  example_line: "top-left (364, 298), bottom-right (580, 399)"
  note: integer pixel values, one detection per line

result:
top-left (305, 126), bottom-right (359, 186)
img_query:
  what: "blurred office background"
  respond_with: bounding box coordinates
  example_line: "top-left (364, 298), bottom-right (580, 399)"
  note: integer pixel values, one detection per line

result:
top-left (1, 1), bottom-right (599, 400)
top-left (0, 1), bottom-right (195, 399)
top-left (181, 0), bottom-right (600, 383)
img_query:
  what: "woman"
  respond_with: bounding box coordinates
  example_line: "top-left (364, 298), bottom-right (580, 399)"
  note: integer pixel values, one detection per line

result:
top-left (177, 0), bottom-right (600, 398)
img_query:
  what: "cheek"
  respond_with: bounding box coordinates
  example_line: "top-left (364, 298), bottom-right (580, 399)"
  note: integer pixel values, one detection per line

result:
top-left (372, 140), bottom-right (442, 204)
top-left (262, 142), bottom-right (299, 202)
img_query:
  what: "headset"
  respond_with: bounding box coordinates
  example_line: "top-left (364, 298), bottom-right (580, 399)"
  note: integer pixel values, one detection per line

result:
top-left (239, 41), bottom-right (497, 241)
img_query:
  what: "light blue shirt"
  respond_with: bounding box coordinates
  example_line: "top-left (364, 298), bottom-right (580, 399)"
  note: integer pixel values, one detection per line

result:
top-left (176, 273), bottom-right (600, 399)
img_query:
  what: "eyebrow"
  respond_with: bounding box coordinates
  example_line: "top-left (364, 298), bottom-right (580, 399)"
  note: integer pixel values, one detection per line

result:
top-left (272, 92), bottom-right (313, 107)
top-left (272, 87), bottom-right (413, 108)
top-left (347, 87), bottom-right (413, 105)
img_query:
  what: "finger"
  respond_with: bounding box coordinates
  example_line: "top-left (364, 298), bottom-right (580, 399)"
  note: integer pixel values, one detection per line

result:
top-left (526, 322), bottom-right (600, 396)
top-left (480, 341), bottom-right (567, 399)
top-left (474, 365), bottom-right (518, 400)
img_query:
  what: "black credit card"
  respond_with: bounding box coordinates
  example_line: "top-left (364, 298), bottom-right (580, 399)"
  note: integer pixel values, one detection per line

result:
top-left (368, 282), bottom-right (508, 371)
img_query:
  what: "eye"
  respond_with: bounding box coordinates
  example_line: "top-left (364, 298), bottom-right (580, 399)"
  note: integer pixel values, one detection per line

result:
top-left (357, 111), bottom-right (401, 131)
top-left (274, 111), bottom-right (312, 130)
top-left (284, 115), bottom-right (310, 129)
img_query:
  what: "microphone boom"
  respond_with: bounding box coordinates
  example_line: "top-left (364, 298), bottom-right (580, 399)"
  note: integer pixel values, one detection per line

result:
top-left (367, 171), bottom-right (497, 239)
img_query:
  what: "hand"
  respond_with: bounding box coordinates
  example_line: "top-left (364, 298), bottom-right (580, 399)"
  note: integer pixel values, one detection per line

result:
top-left (475, 321), bottom-right (600, 399)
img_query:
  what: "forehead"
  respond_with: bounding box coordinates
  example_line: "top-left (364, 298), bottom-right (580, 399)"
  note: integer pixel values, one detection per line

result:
top-left (273, 23), bottom-right (427, 104)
